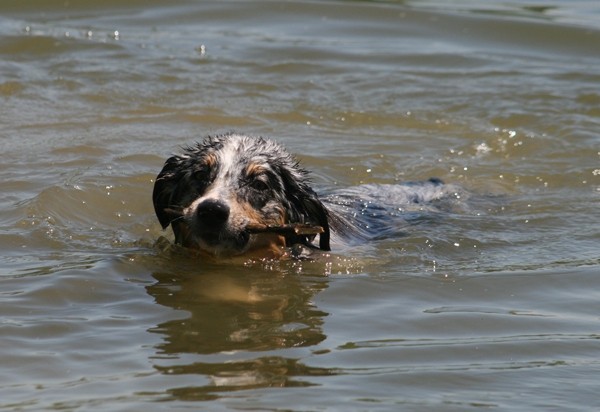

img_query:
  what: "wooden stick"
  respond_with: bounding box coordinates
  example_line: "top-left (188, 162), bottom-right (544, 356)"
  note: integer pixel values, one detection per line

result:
top-left (162, 207), bottom-right (323, 236)
top-left (164, 208), bottom-right (184, 217)
top-left (246, 223), bottom-right (324, 236)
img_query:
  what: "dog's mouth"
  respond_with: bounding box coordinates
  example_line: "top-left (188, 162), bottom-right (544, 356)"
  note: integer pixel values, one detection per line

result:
top-left (196, 228), bottom-right (295, 259)
top-left (198, 229), bottom-right (250, 252)
top-left (167, 202), bottom-right (311, 258)
top-left (200, 223), bottom-right (325, 256)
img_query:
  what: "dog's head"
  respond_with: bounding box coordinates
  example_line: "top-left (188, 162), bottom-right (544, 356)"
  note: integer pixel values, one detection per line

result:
top-left (152, 133), bottom-right (330, 258)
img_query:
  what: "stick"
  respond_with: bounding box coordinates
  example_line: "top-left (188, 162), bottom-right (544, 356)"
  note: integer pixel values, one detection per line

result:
top-left (164, 208), bottom-right (184, 217)
top-left (162, 207), bottom-right (323, 236)
top-left (246, 223), bottom-right (324, 236)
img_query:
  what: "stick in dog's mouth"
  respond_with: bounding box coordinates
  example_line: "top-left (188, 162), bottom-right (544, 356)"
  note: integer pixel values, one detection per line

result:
top-left (245, 223), bottom-right (324, 236)
top-left (162, 208), bottom-right (323, 236)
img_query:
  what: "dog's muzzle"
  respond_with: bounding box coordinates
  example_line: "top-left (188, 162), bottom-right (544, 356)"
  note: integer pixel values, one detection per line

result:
top-left (196, 199), bottom-right (230, 228)
top-left (193, 199), bottom-right (249, 249)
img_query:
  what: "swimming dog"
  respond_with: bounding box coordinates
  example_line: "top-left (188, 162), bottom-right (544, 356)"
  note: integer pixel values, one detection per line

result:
top-left (153, 132), bottom-right (452, 259)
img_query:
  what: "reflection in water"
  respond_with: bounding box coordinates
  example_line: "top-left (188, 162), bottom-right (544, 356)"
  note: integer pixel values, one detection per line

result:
top-left (158, 357), bottom-right (335, 401)
top-left (146, 263), bottom-right (334, 398)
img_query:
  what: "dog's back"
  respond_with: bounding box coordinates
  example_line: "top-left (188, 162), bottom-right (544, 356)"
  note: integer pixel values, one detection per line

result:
top-left (324, 178), bottom-right (464, 245)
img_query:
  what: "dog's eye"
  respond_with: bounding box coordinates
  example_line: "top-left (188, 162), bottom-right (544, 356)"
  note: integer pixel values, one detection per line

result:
top-left (250, 178), bottom-right (269, 192)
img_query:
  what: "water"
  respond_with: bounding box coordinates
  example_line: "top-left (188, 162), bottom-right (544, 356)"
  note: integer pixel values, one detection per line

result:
top-left (1, 0), bottom-right (599, 410)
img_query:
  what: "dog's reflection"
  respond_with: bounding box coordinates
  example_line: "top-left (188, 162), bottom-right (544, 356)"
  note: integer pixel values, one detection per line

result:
top-left (146, 263), bottom-right (333, 397)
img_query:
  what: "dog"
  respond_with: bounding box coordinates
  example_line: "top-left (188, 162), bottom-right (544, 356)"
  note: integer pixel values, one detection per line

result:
top-left (153, 132), bottom-right (454, 259)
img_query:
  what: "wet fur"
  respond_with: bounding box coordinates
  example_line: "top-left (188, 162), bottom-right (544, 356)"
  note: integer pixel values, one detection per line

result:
top-left (153, 132), bottom-right (455, 259)
top-left (153, 133), bottom-right (330, 258)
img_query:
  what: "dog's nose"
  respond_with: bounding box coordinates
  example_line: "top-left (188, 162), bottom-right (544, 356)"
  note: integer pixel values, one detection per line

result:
top-left (196, 199), bottom-right (230, 226)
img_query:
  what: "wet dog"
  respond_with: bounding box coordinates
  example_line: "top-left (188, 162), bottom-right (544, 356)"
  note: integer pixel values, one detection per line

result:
top-left (153, 133), bottom-right (332, 259)
top-left (153, 132), bottom-right (453, 259)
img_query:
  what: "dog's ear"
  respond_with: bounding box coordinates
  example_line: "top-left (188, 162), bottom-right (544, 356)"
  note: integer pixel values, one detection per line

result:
top-left (152, 156), bottom-right (182, 229)
top-left (280, 168), bottom-right (331, 251)
top-left (298, 188), bottom-right (331, 251)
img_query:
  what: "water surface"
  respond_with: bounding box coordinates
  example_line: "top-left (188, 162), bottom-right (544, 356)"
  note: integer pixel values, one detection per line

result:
top-left (1, 1), bottom-right (599, 410)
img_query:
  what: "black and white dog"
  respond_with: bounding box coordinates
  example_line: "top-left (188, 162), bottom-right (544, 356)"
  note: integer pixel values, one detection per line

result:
top-left (153, 133), bottom-right (455, 259)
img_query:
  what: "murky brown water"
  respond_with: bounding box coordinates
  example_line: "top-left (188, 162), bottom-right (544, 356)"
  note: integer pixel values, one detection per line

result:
top-left (1, 1), bottom-right (599, 410)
